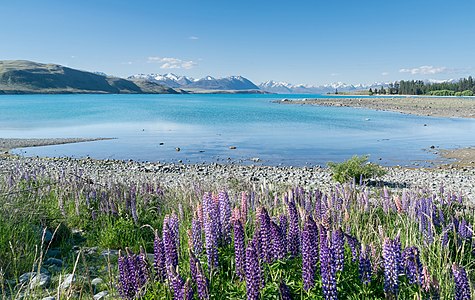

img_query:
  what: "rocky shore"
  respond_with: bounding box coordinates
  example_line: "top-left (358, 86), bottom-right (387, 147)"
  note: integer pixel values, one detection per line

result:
top-left (278, 96), bottom-right (475, 118)
top-left (1, 154), bottom-right (474, 202)
top-left (0, 138), bottom-right (112, 153)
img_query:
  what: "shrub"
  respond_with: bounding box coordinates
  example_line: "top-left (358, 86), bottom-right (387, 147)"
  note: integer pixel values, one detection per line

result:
top-left (327, 155), bottom-right (387, 184)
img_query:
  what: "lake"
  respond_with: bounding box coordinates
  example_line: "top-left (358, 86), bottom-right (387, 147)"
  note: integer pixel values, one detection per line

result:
top-left (1, 94), bottom-right (474, 166)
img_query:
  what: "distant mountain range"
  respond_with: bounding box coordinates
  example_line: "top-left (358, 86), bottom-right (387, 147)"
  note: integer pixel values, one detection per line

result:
top-left (0, 60), bottom-right (462, 95)
top-left (128, 73), bottom-right (260, 91)
top-left (258, 80), bottom-right (392, 94)
top-left (0, 60), bottom-right (180, 94)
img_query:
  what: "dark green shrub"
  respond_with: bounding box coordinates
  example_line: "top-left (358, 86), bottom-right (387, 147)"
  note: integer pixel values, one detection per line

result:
top-left (327, 155), bottom-right (387, 184)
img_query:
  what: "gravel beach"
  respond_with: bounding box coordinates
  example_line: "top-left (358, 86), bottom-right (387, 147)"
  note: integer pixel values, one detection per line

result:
top-left (1, 155), bottom-right (474, 202)
top-left (278, 96), bottom-right (475, 118)
top-left (0, 138), bottom-right (112, 153)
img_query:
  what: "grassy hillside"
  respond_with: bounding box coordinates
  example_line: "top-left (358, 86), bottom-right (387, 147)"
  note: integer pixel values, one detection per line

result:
top-left (0, 60), bottom-right (180, 94)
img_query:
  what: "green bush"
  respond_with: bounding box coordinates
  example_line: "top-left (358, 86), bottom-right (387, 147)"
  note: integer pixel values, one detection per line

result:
top-left (461, 90), bottom-right (474, 96)
top-left (327, 155), bottom-right (387, 184)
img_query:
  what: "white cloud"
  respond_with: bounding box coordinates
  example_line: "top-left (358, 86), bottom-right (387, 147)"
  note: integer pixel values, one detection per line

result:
top-left (381, 72), bottom-right (389, 76)
top-left (399, 65), bottom-right (447, 75)
top-left (147, 57), bottom-right (197, 69)
top-left (188, 36), bottom-right (199, 40)
top-left (330, 73), bottom-right (339, 76)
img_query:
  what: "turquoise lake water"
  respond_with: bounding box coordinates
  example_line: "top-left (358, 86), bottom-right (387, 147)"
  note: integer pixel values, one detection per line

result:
top-left (1, 94), bottom-right (474, 166)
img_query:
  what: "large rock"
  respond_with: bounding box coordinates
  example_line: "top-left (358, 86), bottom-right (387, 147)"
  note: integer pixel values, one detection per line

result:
top-left (29, 273), bottom-right (51, 289)
top-left (59, 274), bottom-right (75, 290)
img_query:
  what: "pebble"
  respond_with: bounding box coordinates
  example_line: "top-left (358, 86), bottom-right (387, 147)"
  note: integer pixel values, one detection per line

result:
top-left (94, 291), bottom-right (108, 300)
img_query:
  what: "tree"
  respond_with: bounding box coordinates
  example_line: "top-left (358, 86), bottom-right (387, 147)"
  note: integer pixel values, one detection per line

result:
top-left (368, 88), bottom-right (373, 95)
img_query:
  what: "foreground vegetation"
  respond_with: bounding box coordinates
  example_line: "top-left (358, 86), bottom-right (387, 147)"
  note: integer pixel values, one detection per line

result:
top-left (1, 162), bottom-right (474, 299)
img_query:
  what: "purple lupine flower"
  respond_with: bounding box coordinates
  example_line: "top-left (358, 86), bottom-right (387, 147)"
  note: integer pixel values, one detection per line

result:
top-left (279, 280), bottom-right (293, 300)
top-left (234, 219), bottom-right (246, 280)
top-left (382, 235), bottom-right (402, 296)
top-left (358, 244), bottom-right (372, 284)
top-left (218, 190), bottom-right (232, 245)
top-left (344, 233), bottom-right (360, 262)
top-left (332, 228), bottom-right (345, 272)
top-left (458, 218), bottom-right (473, 240)
top-left (125, 249), bottom-right (139, 296)
top-left (302, 216), bottom-right (318, 291)
top-left (246, 239), bottom-right (262, 300)
top-left (163, 223), bottom-right (179, 272)
top-left (167, 213), bottom-right (180, 250)
top-left (279, 214), bottom-right (288, 250)
top-left (189, 250), bottom-right (198, 284)
top-left (258, 207), bottom-right (273, 263)
top-left (118, 251), bottom-right (131, 299)
top-left (191, 214), bottom-right (203, 255)
top-left (287, 200), bottom-right (301, 257)
top-left (452, 264), bottom-right (471, 300)
top-left (182, 278), bottom-right (195, 300)
top-left (154, 231), bottom-right (166, 282)
top-left (137, 247), bottom-right (149, 287)
top-left (270, 220), bottom-right (286, 260)
top-left (195, 259), bottom-right (209, 300)
top-left (402, 246), bottom-right (422, 285)
top-left (189, 250), bottom-right (209, 300)
top-left (168, 266), bottom-right (185, 300)
top-left (319, 225), bottom-right (337, 300)
top-left (203, 193), bottom-right (219, 269)
top-left (441, 224), bottom-right (452, 248)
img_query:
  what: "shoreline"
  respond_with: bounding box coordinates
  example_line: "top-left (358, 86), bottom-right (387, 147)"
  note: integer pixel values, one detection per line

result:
top-left (1, 154), bottom-right (474, 202)
top-left (277, 96), bottom-right (475, 119)
top-left (0, 137), bottom-right (114, 154)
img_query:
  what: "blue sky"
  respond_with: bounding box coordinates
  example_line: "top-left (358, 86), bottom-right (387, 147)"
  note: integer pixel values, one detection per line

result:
top-left (1, 0), bottom-right (474, 85)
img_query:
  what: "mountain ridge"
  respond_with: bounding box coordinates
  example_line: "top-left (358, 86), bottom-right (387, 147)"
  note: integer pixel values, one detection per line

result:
top-left (0, 60), bottom-right (181, 94)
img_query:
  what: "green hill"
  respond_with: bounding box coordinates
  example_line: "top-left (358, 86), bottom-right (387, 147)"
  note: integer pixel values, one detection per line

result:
top-left (0, 60), bottom-right (180, 94)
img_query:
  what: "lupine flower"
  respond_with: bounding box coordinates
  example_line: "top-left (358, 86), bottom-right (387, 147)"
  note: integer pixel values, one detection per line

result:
top-left (458, 218), bottom-right (473, 240)
top-left (118, 249), bottom-right (149, 300)
top-left (203, 193), bottom-right (219, 269)
top-left (279, 280), bottom-right (293, 300)
top-left (332, 228), bottom-right (345, 272)
top-left (182, 278), bottom-right (194, 300)
top-left (344, 233), bottom-right (360, 262)
top-left (168, 266), bottom-right (185, 300)
top-left (163, 223), bottom-right (179, 273)
top-left (359, 244), bottom-right (372, 284)
top-left (218, 191), bottom-right (232, 245)
top-left (402, 246), bottom-right (422, 285)
top-left (258, 207), bottom-right (273, 263)
top-left (153, 232), bottom-right (166, 282)
top-left (195, 260), bottom-right (209, 300)
top-left (234, 219), bottom-right (246, 280)
top-left (382, 235), bottom-right (402, 296)
top-left (452, 264), bottom-right (471, 300)
top-left (319, 225), bottom-right (337, 300)
top-left (287, 200), bottom-right (301, 257)
top-left (302, 216), bottom-right (318, 291)
top-left (279, 214), bottom-right (288, 249)
top-left (189, 251), bottom-right (209, 300)
top-left (191, 214), bottom-right (203, 255)
top-left (137, 247), bottom-right (149, 287)
top-left (270, 220), bottom-right (286, 260)
top-left (422, 266), bottom-right (440, 300)
top-left (246, 239), bottom-right (262, 300)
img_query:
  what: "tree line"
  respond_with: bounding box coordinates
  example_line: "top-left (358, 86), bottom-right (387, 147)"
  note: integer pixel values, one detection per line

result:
top-left (369, 76), bottom-right (474, 96)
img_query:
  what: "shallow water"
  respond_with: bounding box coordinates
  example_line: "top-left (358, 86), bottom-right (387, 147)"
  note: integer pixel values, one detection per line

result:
top-left (1, 94), bottom-right (474, 166)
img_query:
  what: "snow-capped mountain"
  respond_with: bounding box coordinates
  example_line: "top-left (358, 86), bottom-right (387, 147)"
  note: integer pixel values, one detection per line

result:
top-left (259, 80), bottom-right (390, 94)
top-left (128, 73), bottom-right (259, 90)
